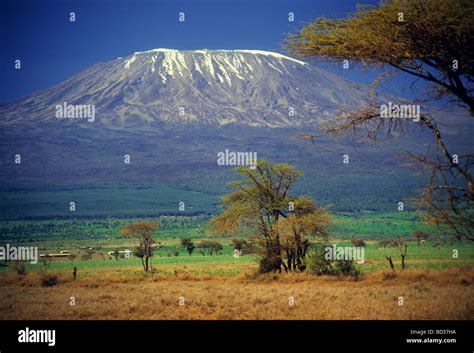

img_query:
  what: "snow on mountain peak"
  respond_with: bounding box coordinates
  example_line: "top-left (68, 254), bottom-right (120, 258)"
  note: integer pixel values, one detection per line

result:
top-left (129, 48), bottom-right (306, 65)
top-left (122, 48), bottom-right (307, 84)
top-left (0, 46), bottom-right (371, 130)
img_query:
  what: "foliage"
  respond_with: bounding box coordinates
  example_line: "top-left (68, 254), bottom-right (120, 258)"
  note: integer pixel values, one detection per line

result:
top-left (180, 238), bottom-right (196, 256)
top-left (41, 273), bottom-right (59, 287)
top-left (119, 220), bottom-right (159, 271)
top-left (196, 240), bottom-right (223, 256)
top-left (286, 0), bottom-right (474, 240)
top-left (211, 161), bottom-right (330, 273)
top-left (11, 261), bottom-right (27, 276)
top-left (413, 230), bottom-right (431, 245)
top-left (231, 238), bottom-right (247, 251)
top-left (351, 238), bottom-right (366, 247)
top-left (307, 244), bottom-right (360, 278)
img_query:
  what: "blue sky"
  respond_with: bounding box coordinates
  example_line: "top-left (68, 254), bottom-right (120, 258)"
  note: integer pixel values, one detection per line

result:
top-left (0, 0), bottom-right (387, 103)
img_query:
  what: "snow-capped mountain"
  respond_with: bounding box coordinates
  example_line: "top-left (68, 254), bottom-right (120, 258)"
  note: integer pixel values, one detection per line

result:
top-left (0, 49), bottom-right (470, 212)
top-left (0, 48), bottom-right (386, 192)
top-left (0, 49), bottom-right (370, 129)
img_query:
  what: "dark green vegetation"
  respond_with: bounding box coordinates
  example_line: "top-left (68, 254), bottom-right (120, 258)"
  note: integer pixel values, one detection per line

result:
top-left (0, 186), bottom-right (218, 220)
top-left (0, 211), bottom-right (447, 243)
top-left (0, 215), bottom-right (209, 242)
top-left (1, 125), bottom-right (454, 219)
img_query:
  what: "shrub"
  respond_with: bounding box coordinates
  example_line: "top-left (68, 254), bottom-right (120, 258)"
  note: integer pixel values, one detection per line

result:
top-left (307, 244), bottom-right (360, 278)
top-left (181, 239), bottom-right (195, 256)
top-left (232, 238), bottom-right (247, 251)
top-left (336, 260), bottom-right (360, 277)
top-left (379, 239), bottom-right (395, 248)
top-left (307, 257), bottom-right (360, 278)
top-left (351, 238), bottom-right (366, 247)
top-left (11, 261), bottom-right (27, 276)
top-left (258, 255), bottom-right (282, 274)
top-left (413, 230), bottom-right (431, 245)
top-left (211, 242), bottom-right (223, 255)
top-left (382, 271), bottom-right (397, 281)
top-left (41, 274), bottom-right (59, 287)
top-left (196, 240), bottom-right (223, 255)
top-left (307, 257), bottom-right (333, 275)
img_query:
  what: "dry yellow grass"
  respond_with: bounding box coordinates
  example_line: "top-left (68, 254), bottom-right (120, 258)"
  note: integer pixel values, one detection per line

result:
top-left (0, 267), bottom-right (472, 320)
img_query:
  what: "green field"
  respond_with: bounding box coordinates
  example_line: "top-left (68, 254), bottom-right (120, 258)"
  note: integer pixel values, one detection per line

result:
top-left (330, 211), bottom-right (447, 239)
top-left (2, 238), bottom-right (473, 276)
top-left (0, 210), bottom-right (447, 243)
top-left (1, 209), bottom-right (470, 277)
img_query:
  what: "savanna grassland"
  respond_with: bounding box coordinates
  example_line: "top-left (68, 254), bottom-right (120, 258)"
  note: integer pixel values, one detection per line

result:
top-left (0, 212), bottom-right (473, 320)
top-left (0, 267), bottom-right (473, 320)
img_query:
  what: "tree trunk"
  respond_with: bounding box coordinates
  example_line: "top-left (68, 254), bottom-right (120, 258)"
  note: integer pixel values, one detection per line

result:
top-left (385, 256), bottom-right (394, 270)
top-left (287, 257), bottom-right (292, 272)
top-left (400, 244), bottom-right (407, 270)
top-left (279, 260), bottom-right (285, 273)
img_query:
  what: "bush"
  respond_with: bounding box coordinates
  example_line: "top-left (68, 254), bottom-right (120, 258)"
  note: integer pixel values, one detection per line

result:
top-left (167, 248), bottom-right (180, 257)
top-left (197, 240), bottom-right (223, 256)
top-left (379, 239), bottom-right (395, 248)
top-left (307, 244), bottom-right (360, 278)
top-left (258, 255), bottom-right (282, 274)
top-left (351, 238), bottom-right (366, 247)
top-left (11, 261), bottom-right (27, 276)
top-left (413, 230), bottom-right (431, 245)
top-left (308, 257), bottom-right (360, 278)
top-left (232, 239), bottom-right (248, 251)
top-left (41, 274), bottom-right (59, 287)
top-left (336, 260), bottom-right (360, 277)
top-left (181, 238), bottom-right (195, 256)
top-left (307, 257), bottom-right (333, 275)
top-left (382, 271), bottom-right (397, 281)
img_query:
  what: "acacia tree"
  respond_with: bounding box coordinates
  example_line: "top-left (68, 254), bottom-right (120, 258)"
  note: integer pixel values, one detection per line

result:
top-left (413, 230), bottom-right (430, 245)
top-left (211, 161), bottom-right (330, 273)
top-left (119, 220), bottom-right (159, 271)
top-left (181, 238), bottom-right (196, 256)
top-left (286, 0), bottom-right (474, 240)
top-left (278, 197), bottom-right (330, 271)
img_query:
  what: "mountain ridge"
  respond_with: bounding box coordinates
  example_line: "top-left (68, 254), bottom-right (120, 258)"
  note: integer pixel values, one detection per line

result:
top-left (0, 48), bottom-right (371, 129)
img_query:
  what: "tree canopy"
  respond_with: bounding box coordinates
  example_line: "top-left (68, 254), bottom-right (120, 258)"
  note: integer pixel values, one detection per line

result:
top-left (286, 0), bottom-right (474, 113)
top-left (286, 0), bottom-right (474, 240)
top-left (211, 161), bottom-right (330, 272)
top-left (119, 220), bottom-right (159, 271)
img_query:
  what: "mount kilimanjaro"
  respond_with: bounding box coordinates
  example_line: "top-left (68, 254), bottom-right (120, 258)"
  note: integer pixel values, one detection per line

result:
top-left (0, 49), bottom-right (439, 218)
top-left (0, 49), bottom-right (370, 129)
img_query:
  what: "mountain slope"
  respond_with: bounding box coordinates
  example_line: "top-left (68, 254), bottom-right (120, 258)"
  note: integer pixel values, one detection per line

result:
top-left (0, 49), bottom-right (371, 129)
top-left (2, 48), bottom-right (470, 216)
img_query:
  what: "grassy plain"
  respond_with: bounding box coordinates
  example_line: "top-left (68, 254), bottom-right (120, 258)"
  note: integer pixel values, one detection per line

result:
top-left (1, 211), bottom-right (473, 320)
top-left (0, 267), bottom-right (472, 320)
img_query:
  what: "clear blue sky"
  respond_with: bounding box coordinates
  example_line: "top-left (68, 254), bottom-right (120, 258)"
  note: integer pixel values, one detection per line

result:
top-left (0, 0), bottom-right (384, 104)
